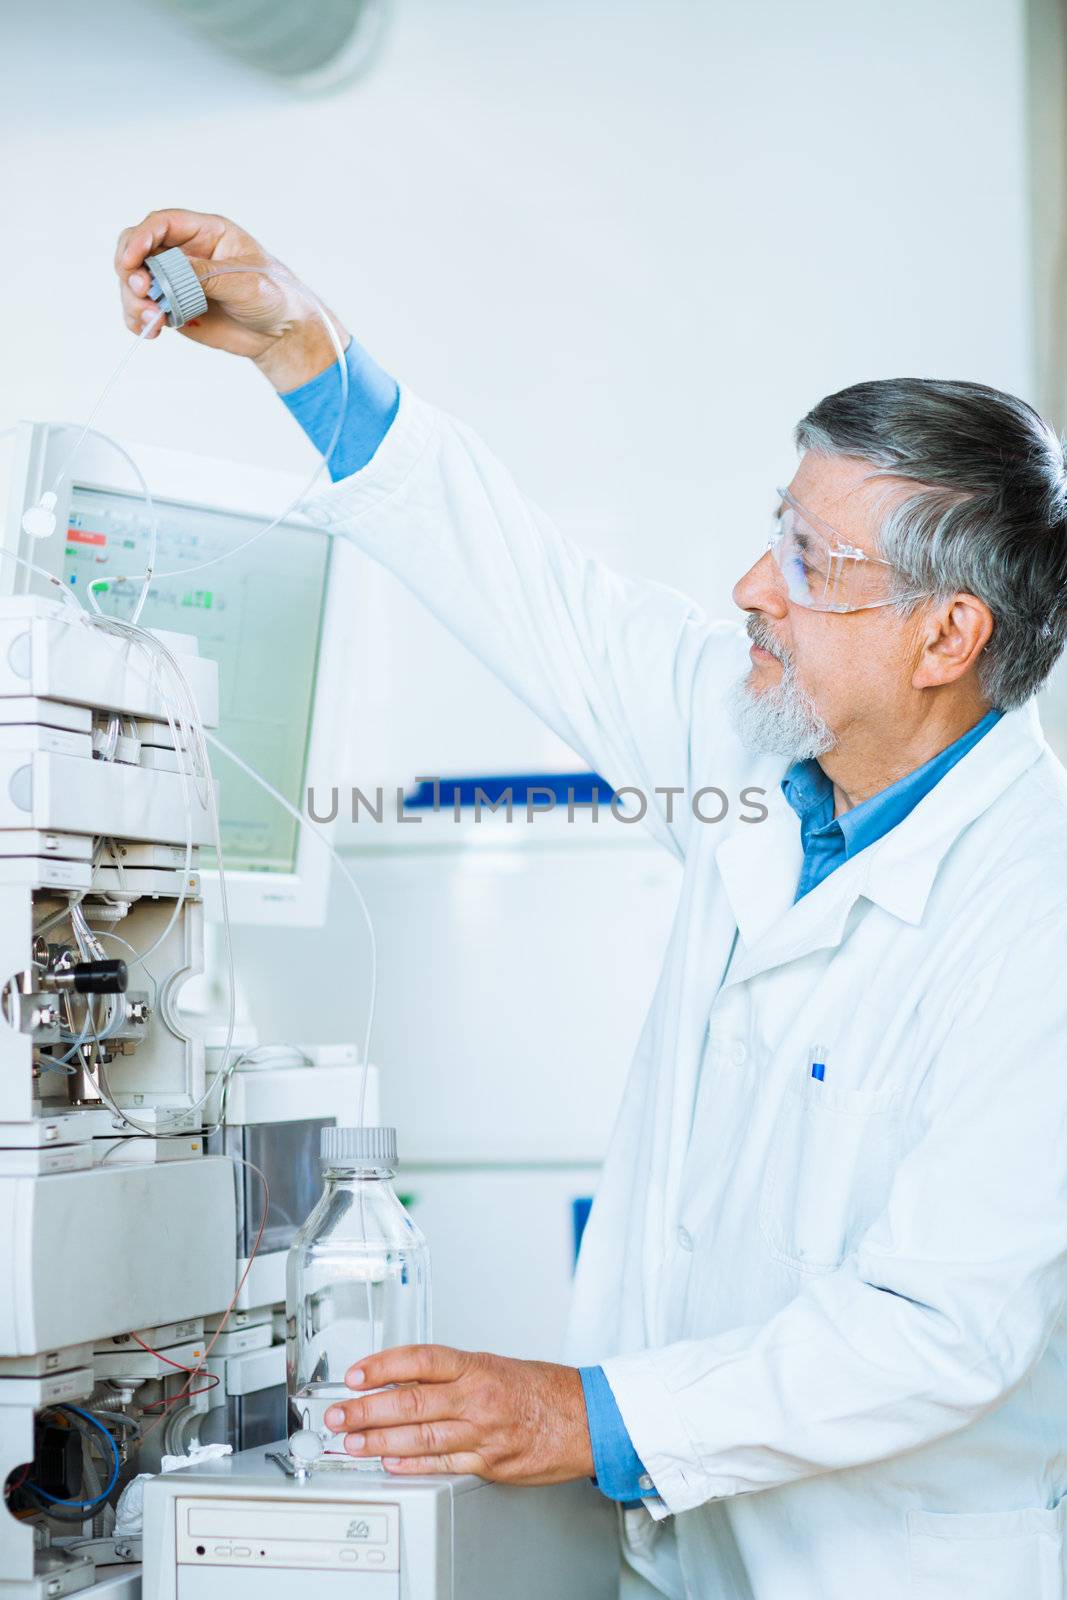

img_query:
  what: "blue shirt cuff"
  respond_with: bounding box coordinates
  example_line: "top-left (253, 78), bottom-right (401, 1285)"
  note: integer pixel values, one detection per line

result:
top-left (279, 336), bottom-right (399, 482)
top-left (578, 1365), bottom-right (656, 1504)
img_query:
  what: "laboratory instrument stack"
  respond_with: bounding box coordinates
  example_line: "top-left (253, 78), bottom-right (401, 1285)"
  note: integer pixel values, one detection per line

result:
top-left (0, 595), bottom-right (232, 1599)
top-left (0, 598), bottom-right (378, 1599)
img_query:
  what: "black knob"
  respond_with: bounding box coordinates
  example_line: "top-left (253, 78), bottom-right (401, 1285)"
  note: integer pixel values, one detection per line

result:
top-left (71, 960), bottom-right (128, 995)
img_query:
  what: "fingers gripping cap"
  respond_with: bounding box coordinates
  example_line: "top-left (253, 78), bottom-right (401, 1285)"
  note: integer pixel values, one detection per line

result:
top-left (145, 246), bottom-right (208, 329)
top-left (321, 1125), bottom-right (398, 1168)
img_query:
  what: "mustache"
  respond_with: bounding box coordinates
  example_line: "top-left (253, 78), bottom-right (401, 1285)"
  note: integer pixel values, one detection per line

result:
top-left (746, 615), bottom-right (790, 665)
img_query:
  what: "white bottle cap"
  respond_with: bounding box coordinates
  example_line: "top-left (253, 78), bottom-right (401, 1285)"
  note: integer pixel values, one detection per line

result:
top-left (320, 1125), bottom-right (398, 1167)
top-left (145, 247), bottom-right (209, 330)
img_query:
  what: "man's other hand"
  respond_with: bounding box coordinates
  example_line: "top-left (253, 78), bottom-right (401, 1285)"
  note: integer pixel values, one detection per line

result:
top-left (323, 1344), bottom-right (596, 1485)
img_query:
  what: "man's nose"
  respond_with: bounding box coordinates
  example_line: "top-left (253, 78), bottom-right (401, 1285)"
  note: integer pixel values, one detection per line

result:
top-left (733, 549), bottom-right (788, 617)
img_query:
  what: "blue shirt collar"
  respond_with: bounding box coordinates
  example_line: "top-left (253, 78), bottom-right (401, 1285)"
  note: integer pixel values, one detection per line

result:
top-left (781, 707), bottom-right (1005, 862)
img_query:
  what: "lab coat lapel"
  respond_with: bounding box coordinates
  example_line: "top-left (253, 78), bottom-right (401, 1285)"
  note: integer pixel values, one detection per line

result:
top-left (714, 806), bottom-right (801, 952)
top-left (715, 808), bottom-right (861, 987)
top-left (716, 699), bottom-right (1047, 987)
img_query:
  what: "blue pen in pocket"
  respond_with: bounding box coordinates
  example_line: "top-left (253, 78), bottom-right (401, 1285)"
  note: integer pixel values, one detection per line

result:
top-left (808, 1042), bottom-right (828, 1083)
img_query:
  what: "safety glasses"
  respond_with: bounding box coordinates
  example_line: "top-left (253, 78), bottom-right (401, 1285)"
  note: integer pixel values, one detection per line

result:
top-left (768, 486), bottom-right (925, 613)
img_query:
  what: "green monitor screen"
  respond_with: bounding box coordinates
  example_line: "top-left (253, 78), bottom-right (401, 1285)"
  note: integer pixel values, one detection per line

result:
top-left (64, 485), bottom-right (331, 874)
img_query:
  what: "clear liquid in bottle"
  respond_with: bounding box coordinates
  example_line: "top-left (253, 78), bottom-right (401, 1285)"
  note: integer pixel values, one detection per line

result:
top-left (286, 1125), bottom-right (431, 1468)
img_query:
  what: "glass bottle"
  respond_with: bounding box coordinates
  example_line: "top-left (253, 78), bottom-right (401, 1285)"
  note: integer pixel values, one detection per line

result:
top-left (286, 1125), bottom-right (431, 1463)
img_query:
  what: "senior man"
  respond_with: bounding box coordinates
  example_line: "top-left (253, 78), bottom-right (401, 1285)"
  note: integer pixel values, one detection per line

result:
top-left (117, 210), bottom-right (1067, 1600)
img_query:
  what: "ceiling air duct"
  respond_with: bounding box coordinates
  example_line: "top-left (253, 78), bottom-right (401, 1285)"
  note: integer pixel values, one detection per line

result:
top-left (155, 0), bottom-right (390, 92)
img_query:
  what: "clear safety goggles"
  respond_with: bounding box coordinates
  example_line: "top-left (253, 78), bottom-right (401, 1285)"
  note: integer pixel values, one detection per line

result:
top-left (768, 486), bottom-right (925, 613)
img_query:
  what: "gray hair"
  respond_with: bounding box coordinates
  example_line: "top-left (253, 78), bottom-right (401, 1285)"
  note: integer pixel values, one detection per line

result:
top-left (794, 378), bottom-right (1067, 709)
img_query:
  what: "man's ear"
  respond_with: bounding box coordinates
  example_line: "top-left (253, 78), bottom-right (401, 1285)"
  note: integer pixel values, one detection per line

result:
top-left (912, 594), bottom-right (994, 689)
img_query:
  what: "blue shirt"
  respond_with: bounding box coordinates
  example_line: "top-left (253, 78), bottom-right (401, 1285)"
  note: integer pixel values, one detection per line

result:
top-left (783, 708), bottom-right (1003, 902)
top-left (280, 346), bottom-right (1004, 1505)
top-left (280, 336), bottom-right (399, 480)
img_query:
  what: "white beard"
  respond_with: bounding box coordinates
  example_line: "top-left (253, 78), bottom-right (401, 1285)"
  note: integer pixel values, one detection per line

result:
top-left (727, 659), bottom-right (837, 760)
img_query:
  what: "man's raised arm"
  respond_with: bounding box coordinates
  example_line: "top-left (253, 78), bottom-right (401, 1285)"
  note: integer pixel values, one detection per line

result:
top-left (117, 208), bottom-right (749, 857)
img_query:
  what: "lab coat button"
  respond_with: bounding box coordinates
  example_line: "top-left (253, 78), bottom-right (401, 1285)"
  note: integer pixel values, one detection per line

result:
top-left (677, 1226), bottom-right (694, 1251)
top-left (638, 1473), bottom-right (654, 1493)
top-left (731, 1041), bottom-right (747, 1065)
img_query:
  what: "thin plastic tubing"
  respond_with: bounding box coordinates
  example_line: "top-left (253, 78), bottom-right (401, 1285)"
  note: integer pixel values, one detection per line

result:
top-left (0, 419), bottom-right (160, 620)
top-left (50, 989), bottom-right (98, 1070)
top-left (69, 621), bottom-right (230, 1134)
top-left (80, 622), bottom-right (197, 969)
top-left (1, 421), bottom-right (159, 621)
top-left (146, 262), bottom-right (350, 578)
top-left (199, 1043), bottom-right (314, 1139)
top-left (204, 729), bottom-right (377, 1123)
top-left (36, 620), bottom-right (205, 1135)
top-left (54, 928), bottom-right (159, 1058)
top-left (41, 263), bottom-right (344, 613)
top-left (93, 928), bottom-right (159, 1010)
top-left (0, 542), bottom-right (84, 614)
top-left (85, 262), bottom-right (349, 598)
top-left (55, 423), bottom-right (160, 627)
top-left (47, 312), bottom-right (165, 503)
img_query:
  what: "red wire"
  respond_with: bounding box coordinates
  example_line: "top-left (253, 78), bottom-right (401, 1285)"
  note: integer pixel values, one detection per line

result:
top-left (129, 1331), bottom-right (213, 1374)
top-left (141, 1381), bottom-right (218, 1412)
top-left (139, 1157), bottom-right (270, 1442)
top-left (128, 1331), bottom-right (221, 1407)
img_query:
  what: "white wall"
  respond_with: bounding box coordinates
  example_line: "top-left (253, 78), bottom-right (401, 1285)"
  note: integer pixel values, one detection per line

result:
top-left (1, 0), bottom-right (1032, 624)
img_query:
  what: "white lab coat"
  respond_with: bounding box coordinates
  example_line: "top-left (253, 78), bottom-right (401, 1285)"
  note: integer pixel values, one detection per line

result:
top-left (305, 389), bottom-right (1067, 1600)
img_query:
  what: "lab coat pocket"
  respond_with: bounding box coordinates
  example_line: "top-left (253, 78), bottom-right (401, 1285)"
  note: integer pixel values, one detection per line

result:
top-left (759, 1077), bottom-right (902, 1273)
top-left (618, 1505), bottom-right (685, 1600)
top-left (907, 1503), bottom-right (1066, 1598)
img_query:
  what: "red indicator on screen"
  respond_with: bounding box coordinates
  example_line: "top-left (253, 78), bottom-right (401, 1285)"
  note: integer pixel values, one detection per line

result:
top-left (66, 529), bottom-right (107, 547)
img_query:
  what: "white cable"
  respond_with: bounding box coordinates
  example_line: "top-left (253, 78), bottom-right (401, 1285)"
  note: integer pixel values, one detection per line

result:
top-left (47, 311), bottom-right (165, 501)
top-left (30, 621), bottom-right (213, 1136)
top-left (36, 995), bottom-right (86, 1074)
top-left (80, 264), bottom-right (349, 598)
top-left (145, 263), bottom-right (349, 580)
top-left (29, 619), bottom-right (236, 1136)
top-left (84, 626), bottom-right (197, 966)
top-left (93, 928), bottom-right (159, 1016)
top-left (21, 260), bottom-right (345, 612)
top-left (50, 423), bottom-right (160, 627)
top-left (80, 618), bottom-right (236, 1119)
top-left (198, 1043), bottom-right (313, 1139)
top-left (9, 419), bottom-right (160, 622)
top-left (0, 540), bottom-right (85, 613)
top-left (203, 729), bottom-right (377, 1121)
